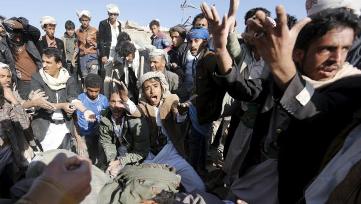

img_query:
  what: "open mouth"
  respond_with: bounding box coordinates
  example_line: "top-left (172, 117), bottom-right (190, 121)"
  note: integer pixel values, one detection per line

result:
top-left (149, 95), bottom-right (159, 104)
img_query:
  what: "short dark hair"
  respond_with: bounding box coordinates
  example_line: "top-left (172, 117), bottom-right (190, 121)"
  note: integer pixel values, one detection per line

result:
top-left (244, 7), bottom-right (271, 25)
top-left (115, 32), bottom-right (131, 51)
top-left (275, 14), bottom-right (298, 29)
top-left (295, 8), bottom-right (361, 51)
top-left (149, 20), bottom-right (160, 28)
top-left (192, 13), bottom-right (206, 27)
top-left (43, 48), bottom-right (62, 63)
top-left (169, 25), bottom-right (187, 39)
top-left (116, 41), bottom-right (136, 58)
top-left (85, 73), bottom-right (102, 89)
top-left (65, 20), bottom-right (75, 30)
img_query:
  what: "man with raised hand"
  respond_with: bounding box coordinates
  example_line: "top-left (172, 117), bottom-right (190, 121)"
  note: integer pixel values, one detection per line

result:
top-left (203, 0), bottom-right (361, 203)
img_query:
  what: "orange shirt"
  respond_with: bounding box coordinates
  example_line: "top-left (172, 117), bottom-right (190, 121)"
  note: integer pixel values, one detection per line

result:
top-left (76, 26), bottom-right (97, 56)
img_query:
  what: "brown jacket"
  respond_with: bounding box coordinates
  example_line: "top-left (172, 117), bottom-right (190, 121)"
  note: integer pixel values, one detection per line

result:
top-left (76, 26), bottom-right (97, 56)
top-left (135, 94), bottom-right (185, 156)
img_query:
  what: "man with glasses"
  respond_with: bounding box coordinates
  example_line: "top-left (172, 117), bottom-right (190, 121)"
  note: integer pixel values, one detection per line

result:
top-left (98, 4), bottom-right (122, 77)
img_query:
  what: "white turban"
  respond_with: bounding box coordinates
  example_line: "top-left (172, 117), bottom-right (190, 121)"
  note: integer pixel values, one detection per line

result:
top-left (40, 16), bottom-right (56, 28)
top-left (149, 48), bottom-right (166, 59)
top-left (0, 62), bottom-right (11, 75)
top-left (139, 71), bottom-right (170, 97)
top-left (106, 4), bottom-right (120, 14)
top-left (306, 0), bottom-right (361, 16)
top-left (77, 10), bottom-right (91, 19)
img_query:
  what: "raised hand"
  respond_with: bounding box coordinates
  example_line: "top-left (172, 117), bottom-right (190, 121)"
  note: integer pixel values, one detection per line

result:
top-left (113, 79), bottom-right (129, 102)
top-left (248, 5), bottom-right (311, 87)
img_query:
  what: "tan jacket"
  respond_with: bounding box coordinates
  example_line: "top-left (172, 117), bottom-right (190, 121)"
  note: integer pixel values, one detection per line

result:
top-left (134, 94), bottom-right (185, 156)
top-left (76, 26), bottom-right (97, 56)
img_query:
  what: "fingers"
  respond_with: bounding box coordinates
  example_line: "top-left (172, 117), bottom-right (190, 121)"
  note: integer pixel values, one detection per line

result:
top-left (228, 0), bottom-right (240, 18)
top-left (275, 5), bottom-right (288, 32)
top-left (211, 5), bottom-right (221, 24)
top-left (201, 2), bottom-right (214, 21)
top-left (290, 17), bottom-right (312, 37)
top-left (48, 153), bottom-right (68, 171)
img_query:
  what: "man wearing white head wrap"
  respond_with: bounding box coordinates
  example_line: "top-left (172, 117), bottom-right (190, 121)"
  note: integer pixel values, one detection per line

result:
top-left (306, 0), bottom-right (361, 16)
top-left (149, 48), bottom-right (179, 93)
top-left (76, 10), bottom-right (98, 79)
top-left (38, 16), bottom-right (67, 69)
top-left (98, 4), bottom-right (122, 80)
top-left (305, 0), bottom-right (361, 69)
top-left (135, 71), bottom-right (205, 192)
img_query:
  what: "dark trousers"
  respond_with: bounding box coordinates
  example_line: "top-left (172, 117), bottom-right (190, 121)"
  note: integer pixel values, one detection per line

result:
top-left (189, 127), bottom-right (209, 172)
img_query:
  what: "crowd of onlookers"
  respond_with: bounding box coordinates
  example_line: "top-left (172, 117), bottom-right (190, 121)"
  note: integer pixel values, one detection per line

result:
top-left (1, 0), bottom-right (361, 203)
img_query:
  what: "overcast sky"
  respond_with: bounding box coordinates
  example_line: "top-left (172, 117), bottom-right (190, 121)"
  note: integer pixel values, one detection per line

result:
top-left (1, 0), bottom-right (306, 36)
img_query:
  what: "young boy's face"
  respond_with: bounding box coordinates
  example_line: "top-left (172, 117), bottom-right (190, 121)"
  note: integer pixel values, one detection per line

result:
top-left (143, 78), bottom-right (162, 107)
top-left (86, 87), bottom-right (100, 100)
top-left (44, 24), bottom-right (56, 38)
top-left (66, 29), bottom-right (75, 37)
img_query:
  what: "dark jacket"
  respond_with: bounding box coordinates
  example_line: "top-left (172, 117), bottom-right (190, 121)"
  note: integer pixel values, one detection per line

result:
top-left (0, 35), bottom-right (42, 84)
top-left (37, 36), bottom-right (67, 68)
top-left (193, 49), bottom-right (227, 124)
top-left (326, 159), bottom-right (361, 204)
top-left (98, 19), bottom-right (121, 58)
top-left (99, 108), bottom-right (149, 164)
top-left (30, 71), bottom-right (79, 141)
top-left (215, 64), bottom-right (361, 203)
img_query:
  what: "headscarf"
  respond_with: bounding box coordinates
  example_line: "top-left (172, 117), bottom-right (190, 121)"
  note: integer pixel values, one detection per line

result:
top-left (40, 16), bottom-right (56, 29)
top-left (139, 71), bottom-right (170, 99)
top-left (106, 4), bottom-right (120, 14)
top-left (77, 10), bottom-right (91, 19)
top-left (187, 27), bottom-right (209, 40)
top-left (306, 0), bottom-right (361, 16)
top-left (39, 68), bottom-right (70, 91)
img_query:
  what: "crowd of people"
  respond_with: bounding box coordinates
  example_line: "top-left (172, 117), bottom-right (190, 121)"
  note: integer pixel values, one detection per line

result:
top-left (1, 0), bottom-right (361, 203)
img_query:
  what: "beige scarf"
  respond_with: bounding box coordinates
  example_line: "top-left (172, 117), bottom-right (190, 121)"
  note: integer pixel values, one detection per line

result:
top-left (302, 63), bottom-right (361, 89)
top-left (39, 68), bottom-right (70, 90)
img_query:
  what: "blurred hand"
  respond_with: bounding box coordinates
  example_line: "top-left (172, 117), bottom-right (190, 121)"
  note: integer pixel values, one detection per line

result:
top-left (33, 98), bottom-right (56, 111)
top-left (84, 109), bottom-right (96, 122)
top-left (63, 103), bottom-right (76, 115)
top-left (39, 153), bottom-right (91, 203)
top-left (113, 80), bottom-right (129, 102)
top-left (28, 89), bottom-right (48, 100)
top-left (3, 87), bottom-right (18, 105)
top-left (106, 160), bottom-right (123, 178)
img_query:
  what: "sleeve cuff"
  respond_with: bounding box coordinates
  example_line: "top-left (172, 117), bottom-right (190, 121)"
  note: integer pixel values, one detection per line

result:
top-left (279, 73), bottom-right (315, 115)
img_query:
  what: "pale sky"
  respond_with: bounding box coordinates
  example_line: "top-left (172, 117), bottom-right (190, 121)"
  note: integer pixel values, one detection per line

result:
top-left (1, 0), bottom-right (306, 36)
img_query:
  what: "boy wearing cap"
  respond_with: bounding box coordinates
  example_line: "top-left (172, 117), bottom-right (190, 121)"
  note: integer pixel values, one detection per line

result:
top-left (75, 10), bottom-right (98, 80)
top-left (38, 16), bottom-right (67, 69)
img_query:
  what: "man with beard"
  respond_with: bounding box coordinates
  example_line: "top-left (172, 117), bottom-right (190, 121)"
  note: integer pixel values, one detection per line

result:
top-left (203, 0), bottom-right (361, 203)
top-left (99, 80), bottom-right (147, 177)
top-left (1, 17), bottom-right (42, 99)
top-left (176, 27), bottom-right (226, 175)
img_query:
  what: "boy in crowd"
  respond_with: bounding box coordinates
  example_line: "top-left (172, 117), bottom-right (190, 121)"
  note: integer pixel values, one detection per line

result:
top-left (135, 71), bottom-right (205, 192)
top-left (62, 20), bottom-right (78, 80)
top-left (75, 73), bottom-right (108, 166)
